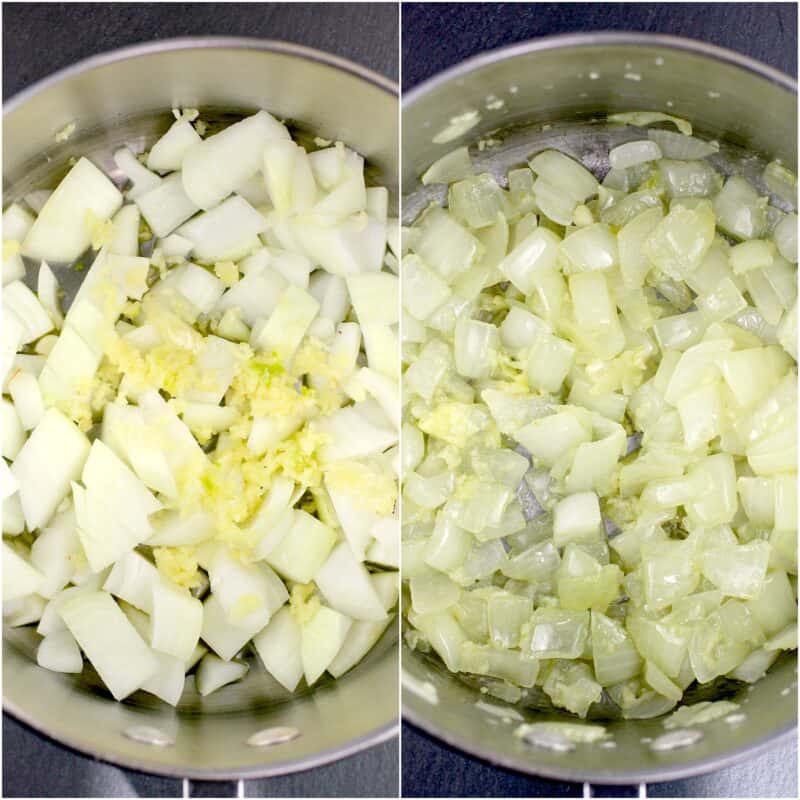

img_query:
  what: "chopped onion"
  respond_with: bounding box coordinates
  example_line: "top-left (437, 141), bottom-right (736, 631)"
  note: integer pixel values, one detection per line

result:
top-left (59, 590), bottom-right (158, 700)
top-left (763, 160), bottom-right (798, 208)
top-left (773, 213), bottom-right (798, 263)
top-left (36, 630), bottom-right (83, 674)
top-left (608, 112), bottom-right (692, 136)
top-left (714, 176), bottom-right (767, 240)
top-left (196, 653), bottom-right (248, 696)
top-left (135, 173), bottom-right (199, 238)
top-left (177, 195), bottom-right (265, 263)
top-left (404, 115), bottom-right (797, 722)
top-left (113, 147), bottom-right (162, 199)
top-left (147, 119), bottom-right (202, 173)
top-left (422, 146), bottom-right (474, 185)
top-left (609, 140), bottom-right (662, 170)
top-left (253, 605), bottom-right (303, 691)
top-left (4, 109), bottom-right (398, 705)
top-left (648, 129), bottom-right (719, 160)
top-left (182, 110), bottom-right (289, 209)
top-left (21, 158), bottom-right (123, 262)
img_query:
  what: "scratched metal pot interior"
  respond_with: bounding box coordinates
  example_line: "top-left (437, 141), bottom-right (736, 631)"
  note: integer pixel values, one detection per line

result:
top-left (402, 33), bottom-right (797, 784)
top-left (3, 38), bottom-right (398, 780)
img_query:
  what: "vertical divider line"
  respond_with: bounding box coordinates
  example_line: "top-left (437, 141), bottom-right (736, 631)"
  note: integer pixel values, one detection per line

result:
top-left (396, 2), bottom-right (404, 799)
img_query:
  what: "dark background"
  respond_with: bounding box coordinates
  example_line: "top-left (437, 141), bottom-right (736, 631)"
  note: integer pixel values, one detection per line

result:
top-left (401, 1), bottom-right (798, 798)
top-left (3, 1), bottom-right (398, 101)
top-left (2, 2), bottom-right (398, 798)
top-left (402, 1), bottom-right (796, 88)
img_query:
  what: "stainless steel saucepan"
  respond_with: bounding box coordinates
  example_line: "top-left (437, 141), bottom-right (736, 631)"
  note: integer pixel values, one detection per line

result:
top-left (402, 32), bottom-right (797, 785)
top-left (3, 37), bottom-right (398, 781)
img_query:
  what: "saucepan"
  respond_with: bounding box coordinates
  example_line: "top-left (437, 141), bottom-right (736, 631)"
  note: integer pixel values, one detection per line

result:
top-left (3, 37), bottom-right (398, 781)
top-left (402, 32), bottom-right (797, 786)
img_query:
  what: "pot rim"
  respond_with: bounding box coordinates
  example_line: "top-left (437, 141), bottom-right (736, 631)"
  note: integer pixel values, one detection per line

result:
top-left (402, 28), bottom-right (797, 786)
top-left (3, 34), bottom-right (398, 117)
top-left (3, 35), bottom-right (398, 781)
top-left (402, 30), bottom-right (797, 109)
top-left (402, 702), bottom-right (796, 785)
top-left (5, 700), bottom-right (398, 781)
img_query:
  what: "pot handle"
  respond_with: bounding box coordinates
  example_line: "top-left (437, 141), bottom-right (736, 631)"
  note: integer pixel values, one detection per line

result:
top-left (583, 783), bottom-right (647, 798)
top-left (183, 779), bottom-right (245, 797)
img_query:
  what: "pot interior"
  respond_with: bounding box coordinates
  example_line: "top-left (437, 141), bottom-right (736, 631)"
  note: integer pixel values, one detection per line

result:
top-left (401, 35), bottom-right (797, 783)
top-left (3, 41), bottom-right (399, 778)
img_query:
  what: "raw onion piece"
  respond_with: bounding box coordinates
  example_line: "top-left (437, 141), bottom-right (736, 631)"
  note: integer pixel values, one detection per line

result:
top-left (195, 653), bottom-right (248, 696)
top-left (177, 195), bottom-right (266, 263)
top-left (181, 110), bottom-right (289, 209)
top-left (301, 605), bottom-right (353, 685)
top-left (113, 147), bottom-right (162, 199)
top-left (199, 592), bottom-right (267, 662)
top-left (58, 590), bottom-right (158, 701)
top-left (253, 605), bottom-right (304, 691)
top-left (328, 612), bottom-right (395, 678)
top-left (207, 546), bottom-right (288, 630)
top-left (142, 651), bottom-right (187, 706)
top-left (8, 370), bottom-right (45, 430)
top-left (3, 281), bottom-right (54, 344)
top-left (4, 203), bottom-right (35, 242)
top-left (1, 399), bottom-right (25, 460)
top-left (103, 550), bottom-right (160, 613)
top-left (147, 119), bottom-right (202, 173)
top-left (135, 173), bottom-right (199, 238)
top-left (21, 158), bottom-right (123, 262)
top-left (77, 441), bottom-right (162, 572)
top-left (36, 630), bottom-right (83, 674)
top-left (6, 588), bottom-right (45, 625)
top-left (2, 542), bottom-right (44, 602)
top-left (315, 541), bottom-right (389, 621)
top-left (11, 409), bottom-right (90, 531)
top-left (30, 504), bottom-right (82, 598)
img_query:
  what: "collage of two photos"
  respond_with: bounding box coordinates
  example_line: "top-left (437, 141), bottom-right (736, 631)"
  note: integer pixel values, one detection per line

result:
top-left (1, 2), bottom-right (798, 799)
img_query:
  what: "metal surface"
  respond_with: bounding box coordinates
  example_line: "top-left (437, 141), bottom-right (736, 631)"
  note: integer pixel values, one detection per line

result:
top-left (402, 32), bottom-right (798, 784)
top-left (5, 36), bottom-right (398, 205)
top-left (3, 37), bottom-right (399, 781)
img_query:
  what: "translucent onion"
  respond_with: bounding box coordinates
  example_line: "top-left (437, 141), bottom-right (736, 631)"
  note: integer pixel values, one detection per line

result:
top-left (609, 140), bottom-right (662, 170)
top-left (763, 160), bottom-right (798, 208)
top-left (403, 114), bottom-right (797, 724)
top-left (421, 146), bottom-right (474, 186)
top-left (648, 129), bottom-right (719, 160)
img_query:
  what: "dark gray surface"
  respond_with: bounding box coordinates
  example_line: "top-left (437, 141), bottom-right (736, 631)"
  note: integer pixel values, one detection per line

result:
top-left (2, 3), bottom-right (398, 797)
top-left (3, 715), bottom-right (181, 798)
top-left (3, 1), bottom-right (398, 101)
top-left (400, 2), bottom-right (797, 798)
top-left (646, 733), bottom-right (798, 798)
top-left (401, 2), bottom-right (797, 89)
top-left (401, 723), bottom-right (582, 799)
top-left (4, 715), bottom-right (399, 798)
top-left (402, 723), bottom-right (797, 798)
